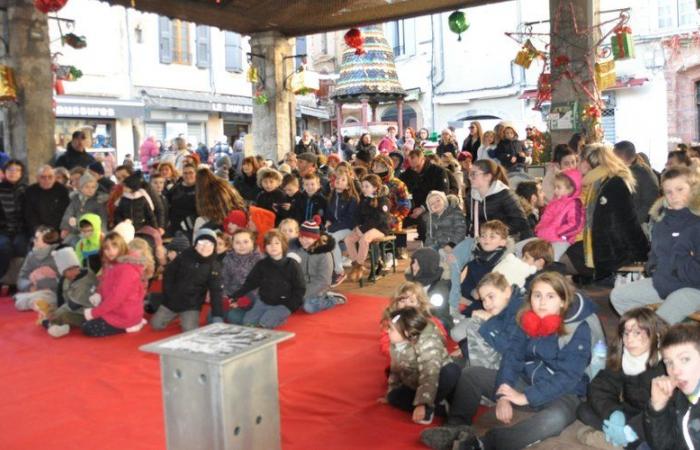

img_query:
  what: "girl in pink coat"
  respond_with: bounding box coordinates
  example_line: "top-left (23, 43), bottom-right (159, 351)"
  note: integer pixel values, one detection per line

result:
top-left (535, 168), bottom-right (585, 245)
top-left (139, 136), bottom-right (160, 173)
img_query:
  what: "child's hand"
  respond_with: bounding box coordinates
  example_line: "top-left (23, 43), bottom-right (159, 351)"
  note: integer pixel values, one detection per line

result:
top-left (510, 156), bottom-right (516, 163)
top-left (472, 310), bottom-right (492, 321)
top-left (650, 376), bottom-right (677, 411)
top-left (412, 405), bottom-right (426, 424)
top-left (84, 308), bottom-right (94, 321)
top-left (496, 398), bottom-right (513, 424)
top-left (89, 293), bottom-right (102, 307)
top-left (68, 217), bottom-right (77, 227)
top-left (497, 384), bottom-right (528, 406)
top-left (281, 203), bottom-right (291, 211)
top-left (459, 296), bottom-right (470, 306)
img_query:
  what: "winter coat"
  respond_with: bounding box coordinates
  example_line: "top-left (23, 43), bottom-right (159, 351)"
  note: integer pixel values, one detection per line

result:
top-left (234, 173), bottom-right (261, 203)
top-left (589, 176), bottom-right (649, 278)
top-left (294, 140), bottom-right (320, 155)
top-left (0, 180), bottom-right (26, 236)
top-left (354, 141), bottom-right (377, 163)
top-left (644, 389), bottom-right (700, 450)
top-left (535, 169), bottom-right (585, 244)
top-left (648, 189), bottom-right (700, 298)
top-left (436, 141), bottom-right (458, 157)
top-left (377, 136), bottom-right (398, 154)
top-left (230, 256), bottom-right (306, 313)
top-left (256, 188), bottom-right (286, 216)
top-left (462, 136), bottom-right (481, 161)
top-left (290, 234), bottom-right (335, 299)
top-left (467, 180), bottom-right (533, 240)
top-left (166, 182), bottom-right (197, 236)
top-left (326, 191), bottom-right (358, 233)
top-left (478, 289), bottom-right (524, 354)
top-left (24, 182), bottom-right (70, 233)
top-left (91, 257), bottom-right (144, 329)
top-left (477, 144), bottom-right (497, 162)
top-left (460, 245), bottom-right (507, 300)
top-left (74, 213), bottom-right (103, 268)
top-left (139, 137), bottom-right (160, 172)
top-left (162, 247), bottom-right (224, 318)
top-left (399, 162), bottom-right (449, 211)
top-left (356, 191), bottom-right (391, 235)
top-left (629, 161), bottom-right (660, 225)
top-left (221, 250), bottom-right (263, 297)
top-left (291, 191), bottom-right (328, 226)
top-left (375, 158), bottom-right (411, 231)
top-left (424, 201), bottom-right (466, 249)
top-left (494, 138), bottom-right (526, 170)
top-left (387, 321), bottom-right (452, 407)
top-left (17, 244), bottom-right (59, 292)
top-left (496, 292), bottom-right (595, 408)
top-left (61, 191), bottom-right (108, 236)
top-left (57, 268), bottom-right (97, 312)
top-left (588, 362), bottom-right (665, 423)
top-left (55, 143), bottom-right (96, 170)
top-left (114, 189), bottom-right (157, 230)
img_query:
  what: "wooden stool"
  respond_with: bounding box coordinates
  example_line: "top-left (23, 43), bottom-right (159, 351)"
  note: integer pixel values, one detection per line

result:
top-left (648, 303), bottom-right (700, 323)
top-left (359, 235), bottom-right (397, 287)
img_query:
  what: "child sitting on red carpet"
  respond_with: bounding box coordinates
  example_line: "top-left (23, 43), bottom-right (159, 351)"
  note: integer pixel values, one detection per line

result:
top-left (221, 229), bottom-right (263, 325)
top-left (381, 307), bottom-right (461, 426)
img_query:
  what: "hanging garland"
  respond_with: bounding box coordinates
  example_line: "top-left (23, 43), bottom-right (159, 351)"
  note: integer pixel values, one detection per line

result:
top-left (344, 28), bottom-right (365, 55)
top-left (448, 11), bottom-right (470, 42)
top-left (34, 0), bottom-right (69, 14)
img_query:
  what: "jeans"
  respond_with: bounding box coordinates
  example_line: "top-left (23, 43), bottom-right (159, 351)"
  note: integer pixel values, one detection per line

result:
top-left (242, 300), bottom-right (290, 329)
top-left (448, 366), bottom-right (580, 450)
top-left (0, 232), bottom-right (29, 280)
top-left (329, 228), bottom-right (352, 273)
top-left (150, 305), bottom-right (201, 332)
top-left (387, 362), bottom-right (461, 411)
top-left (82, 318), bottom-right (126, 337)
top-left (610, 277), bottom-right (700, 324)
top-left (303, 294), bottom-right (339, 314)
top-left (448, 238), bottom-right (476, 309)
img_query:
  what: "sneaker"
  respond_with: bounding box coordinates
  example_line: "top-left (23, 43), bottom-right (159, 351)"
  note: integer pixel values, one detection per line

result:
top-left (342, 256), bottom-right (353, 268)
top-left (330, 272), bottom-right (346, 288)
top-left (384, 253), bottom-right (395, 268)
top-left (327, 291), bottom-right (347, 305)
top-left (420, 425), bottom-right (474, 450)
top-left (397, 248), bottom-right (409, 260)
top-left (415, 406), bottom-right (434, 425)
top-left (47, 324), bottom-right (70, 338)
top-left (453, 429), bottom-right (482, 450)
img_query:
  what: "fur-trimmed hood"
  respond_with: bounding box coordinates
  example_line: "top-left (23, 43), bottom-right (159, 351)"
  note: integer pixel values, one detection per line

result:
top-left (371, 154), bottom-right (396, 182)
top-left (303, 233), bottom-right (336, 255)
top-left (649, 182), bottom-right (700, 223)
top-left (256, 167), bottom-right (283, 188)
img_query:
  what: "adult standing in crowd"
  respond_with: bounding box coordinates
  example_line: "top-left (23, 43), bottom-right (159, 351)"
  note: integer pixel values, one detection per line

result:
top-left (397, 127), bottom-right (416, 148)
top-left (139, 135), bottom-right (160, 173)
top-left (55, 131), bottom-right (96, 170)
top-left (24, 165), bottom-right (70, 234)
top-left (416, 127), bottom-right (430, 147)
top-left (166, 163), bottom-right (198, 238)
top-left (461, 121), bottom-right (482, 161)
top-left (161, 136), bottom-right (191, 172)
top-left (436, 129), bottom-right (458, 158)
top-left (399, 149), bottom-right (449, 242)
top-left (613, 140), bottom-right (660, 226)
top-left (377, 126), bottom-right (398, 154)
top-left (87, 162), bottom-right (115, 195)
top-left (295, 130), bottom-right (320, 155)
top-left (234, 156), bottom-right (262, 203)
top-left (355, 133), bottom-right (377, 165)
top-left (0, 160), bottom-right (28, 279)
top-left (339, 136), bottom-right (354, 161)
top-left (561, 144), bottom-right (649, 282)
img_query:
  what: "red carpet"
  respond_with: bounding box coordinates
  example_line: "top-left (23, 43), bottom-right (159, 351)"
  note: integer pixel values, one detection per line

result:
top-left (0, 294), bottom-right (428, 450)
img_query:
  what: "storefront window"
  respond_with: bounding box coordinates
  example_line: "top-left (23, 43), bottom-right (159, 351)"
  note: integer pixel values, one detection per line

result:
top-left (55, 119), bottom-right (115, 153)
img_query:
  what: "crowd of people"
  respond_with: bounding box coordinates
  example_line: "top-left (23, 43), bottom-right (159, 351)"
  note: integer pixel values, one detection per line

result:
top-left (1, 121), bottom-right (700, 449)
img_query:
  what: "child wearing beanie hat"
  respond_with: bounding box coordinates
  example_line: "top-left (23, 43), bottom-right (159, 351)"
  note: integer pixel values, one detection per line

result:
top-left (166, 231), bottom-right (190, 261)
top-left (114, 174), bottom-right (157, 229)
top-left (60, 171), bottom-right (108, 246)
top-left (151, 227), bottom-right (224, 332)
top-left (222, 209), bottom-right (248, 235)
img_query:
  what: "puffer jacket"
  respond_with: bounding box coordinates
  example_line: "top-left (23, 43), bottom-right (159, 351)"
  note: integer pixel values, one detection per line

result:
top-left (647, 185), bottom-right (700, 298)
top-left (61, 191), bottom-right (109, 236)
top-left (17, 243), bottom-right (59, 292)
top-left (494, 138), bottom-right (526, 170)
top-left (162, 247), bottom-right (224, 318)
top-left (289, 234), bottom-right (335, 299)
top-left (467, 180), bottom-right (533, 240)
top-left (356, 187), bottom-right (391, 235)
top-left (234, 173), bottom-right (261, 203)
top-left (0, 180), bottom-right (26, 236)
top-left (326, 191), bottom-right (358, 233)
top-left (496, 292), bottom-right (595, 408)
top-left (387, 321), bottom-right (452, 407)
top-left (91, 254), bottom-right (145, 329)
top-left (114, 189), bottom-right (157, 230)
top-left (423, 191), bottom-right (466, 249)
top-left (645, 389), bottom-right (700, 450)
top-left (535, 168), bottom-right (585, 244)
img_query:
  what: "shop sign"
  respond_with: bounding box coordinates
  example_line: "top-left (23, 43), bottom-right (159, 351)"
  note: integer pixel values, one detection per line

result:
top-left (211, 102), bottom-right (253, 115)
top-left (56, 105), bottom-right (117, 118)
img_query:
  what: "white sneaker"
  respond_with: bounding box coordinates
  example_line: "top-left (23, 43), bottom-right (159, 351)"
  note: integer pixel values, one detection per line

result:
top-left (126, 318), bottom-right (147, 333)
top-left (48, 324), bottom-right (70, 338)
top-left (384, 253), bottom-right (395, 268)
top-left (342, 256), bottom-right (353, 268)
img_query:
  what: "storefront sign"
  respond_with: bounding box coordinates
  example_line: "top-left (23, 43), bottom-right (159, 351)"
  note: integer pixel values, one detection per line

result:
top-left (211, 102), bottom-right (253, 115)
top-left (56, 105), bottom-right (117, 118)
top-left (55, 96), bottom-right (144, 119)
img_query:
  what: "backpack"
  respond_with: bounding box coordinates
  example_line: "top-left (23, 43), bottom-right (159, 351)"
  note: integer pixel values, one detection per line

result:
top-left (558, 292), bottom-right (606, 380)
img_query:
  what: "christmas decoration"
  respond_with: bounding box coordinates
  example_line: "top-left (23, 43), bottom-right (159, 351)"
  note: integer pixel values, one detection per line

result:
top-left (61, 33), bottom-right (87, 49)
top-left (344, 28), bottom-right (365, 56)
top-left (594, 59), bottom-right (616, 91)
top-left (0, 66), bottom-right (17, 103)
top-left (448, 10), bottom-right (470, 42)
top-left (55, 65), bottom-right (83, 81)
top-left (253, 90), bottom-right (268, 105)
top-left (34, 0), bottom-right (68, 14)
top-left (611, 25), bottom-right (634, 60)
top-left (536, 72), bottom-right (552, 102)
top-left (514, 39), bottom-right (541, 69)
top-left (290, 70), bottom-right (319, 95)
top-left (581, 103), bottom-right (602, 121)
top-left (246, 66), bottom-right (259, 84)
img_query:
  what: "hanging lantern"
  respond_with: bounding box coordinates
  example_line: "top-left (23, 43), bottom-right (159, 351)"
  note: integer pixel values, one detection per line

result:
top-left (594, 59), bottom-right (616, 91)
top-left (61, 33), bottom-right (87, 49)
top-left (610, 25), bottom-right (635, 60)
top-left (344, 28), bottom-right (365, 55)
top-left (514, 39), bottom-right (540, 69)
top-left (34, 0), bottom-right (69, 14)
top-left (55, 65), bottom-right (83, 81)
top-left (0, 66), bottom-right (17, 103)
top-left (448, 11), bottom-right (469, 41)
top-left (246, 66), bottom-right (259, 84)
top-left (290, 70), bottom-right (319, 95)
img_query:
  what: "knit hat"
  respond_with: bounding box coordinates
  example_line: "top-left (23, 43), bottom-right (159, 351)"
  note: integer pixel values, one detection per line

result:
top-left (223, 209), bottom-right (248, 234)
top-left (299, 215), bottom-right (322, 240)
top-left (52, 247), bottom-right (81, 274)
top-left (113, 220), bottom-right (135, 244)
top-left (194, 228), bottom-right (217, 246)
top-left (87, 161), bottom-right (105, 176)
top-left (166, 232), bottom-right (190, 253)
top-left (123, 173), bottom-right (142, 191)
top-left (297, 152), bottom-right (318, 165)
top-left (426, 190), bottom-right (448, 214)
top-left (79, 172), bottom-right (96, 189)
top-left (278, 163), bottom-right (291, 174)
top-left (457, 151), bottom-right (473, 162)
top-left (405, 248), bottom-right (442, 286)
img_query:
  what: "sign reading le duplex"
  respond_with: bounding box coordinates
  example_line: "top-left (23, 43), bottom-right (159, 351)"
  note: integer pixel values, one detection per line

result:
top-left (210, 102), bottom-right (253, 115)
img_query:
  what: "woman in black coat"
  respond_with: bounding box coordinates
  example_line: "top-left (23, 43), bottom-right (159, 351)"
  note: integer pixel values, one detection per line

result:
top-left (436, 129), bottom-right (458, 157)
top-left (355, 133), bottom-right (377, 165)
top-left (461, 121), bottom-right (482, 161)
top-left (233, 156), bottom-right (261, 203)
top-left (0, 159), bottom-right (28, 278)
top-left (166, 163), bottom-right (198, 237)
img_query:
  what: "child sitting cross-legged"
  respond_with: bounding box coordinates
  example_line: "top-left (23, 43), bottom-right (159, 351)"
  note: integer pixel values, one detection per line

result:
top-left (534, 168), bottom-right (584, 257)
top-left (381, 307), bottom-right (461, 426)
top-left (13, 227), bottom-right (61, 311)
top-left (220, 229), bottom-right (263, 325)
top-left (576, 307), bottom-right (667, 449)
top-left (228, 229), bottom-right (306, 329)
top-left (449, 272), bottom-right (524, 370)
top-left (422, 271), bottom-right (596, 450)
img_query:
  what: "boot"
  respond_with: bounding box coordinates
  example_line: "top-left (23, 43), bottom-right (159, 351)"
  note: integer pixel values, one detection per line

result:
top-left (348, 262), bottom-right (362, 282)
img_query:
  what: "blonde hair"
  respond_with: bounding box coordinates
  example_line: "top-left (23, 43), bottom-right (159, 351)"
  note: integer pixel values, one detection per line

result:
top-left (279, 218), bottom-right (299, 233)
top-left (582, 144), bottom-right (637, 192)
top-left (387, 281), bottom-right (432, 316)
top-left (128, 237), bottom-right (156, 280)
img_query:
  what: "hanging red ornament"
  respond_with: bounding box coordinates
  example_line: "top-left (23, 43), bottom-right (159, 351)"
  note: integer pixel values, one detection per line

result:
top-left (344, 28), bottom-right (365, 56)
top-left (34, 0), bottom-right (69, 14)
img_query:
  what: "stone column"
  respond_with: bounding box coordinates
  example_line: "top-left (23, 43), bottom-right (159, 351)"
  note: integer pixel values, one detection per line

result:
top-left (360, 98), bottom-right (369, 130)
top-left (6, 0), bottom-right (54, 181)
top-left (335, 103), bottom-right (343, 157)
top-left (397, 99), bottom-right (404, 137)
top-left (548, 0), bottom-right (600, 147)
top-left (249, 32), bottom-right (296, 162)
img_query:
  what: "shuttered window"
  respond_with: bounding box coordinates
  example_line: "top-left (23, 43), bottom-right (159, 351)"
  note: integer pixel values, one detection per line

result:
top-left (158, 17), bottom-right (172, 64)
top-left (196, 25), bottom-right (210, 68)
top-left (171, 20), bottom-right (192, 65)
top-left (225, 32), bottom-right (242, 72)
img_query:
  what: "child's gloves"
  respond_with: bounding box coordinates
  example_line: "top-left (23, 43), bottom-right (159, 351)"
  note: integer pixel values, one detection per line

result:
top-left (89, 293), bottom-right (102, 307)
top-left (602, 410), bottom-right (630, 446)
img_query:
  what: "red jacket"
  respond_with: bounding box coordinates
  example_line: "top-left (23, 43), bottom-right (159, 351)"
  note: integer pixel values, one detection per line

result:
top-left (91, 260), bottom-right (145, 329)
top-left (535, 168), bottom-right (585, 244)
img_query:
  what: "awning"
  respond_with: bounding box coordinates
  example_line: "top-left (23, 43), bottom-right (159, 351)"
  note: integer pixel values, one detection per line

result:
top-left (298, 104), bottom-right (331, 120)
top-left (140, 87), bottom-right (253, 115)
top-left (54, 96), bottom-right (144, 119)
top-left (518, 77), bottom-right (649, 99)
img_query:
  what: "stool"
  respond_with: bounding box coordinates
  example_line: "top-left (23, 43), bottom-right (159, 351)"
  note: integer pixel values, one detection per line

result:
top-left (615, 263), bottom-right (645, 286)
top-left (360, 235), bottom-right (396, 287)
top-left (649, 303), bottom-right (700, 323)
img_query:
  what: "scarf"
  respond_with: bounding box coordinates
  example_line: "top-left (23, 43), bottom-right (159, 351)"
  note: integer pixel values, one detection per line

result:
top-left (621, 349), bottom-right (649, 376)
top-left (521, 310), bottom-right (562, 337)
top-left (581, 166), bottom-right (609, 268)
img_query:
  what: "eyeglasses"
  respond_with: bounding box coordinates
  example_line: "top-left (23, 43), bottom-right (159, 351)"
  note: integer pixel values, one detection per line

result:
top-left (468, 171), bottom-right (484, 178)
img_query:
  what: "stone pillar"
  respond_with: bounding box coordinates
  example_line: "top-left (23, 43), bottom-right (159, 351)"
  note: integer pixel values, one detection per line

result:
top-left (360, 98), bottom-right (369, 130)
top-left (249, 32), bottom-right (296, 162)
top-left (397, 99), bottom-right (404, 137)
top-left (335, 103), bottom-right (343, 157)
top-left (6, 0), bottom-right (54, 181)
top-left (548, 0), bottom-right (600, 147)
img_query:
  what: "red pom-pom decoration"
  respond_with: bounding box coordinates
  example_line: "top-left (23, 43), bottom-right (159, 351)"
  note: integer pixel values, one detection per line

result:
top-left (344, 28), bottom-right (366, 56)
top-left (312, 214), bottom-right (322, 226)
top-left (34, 0), bottom-right (69, 14)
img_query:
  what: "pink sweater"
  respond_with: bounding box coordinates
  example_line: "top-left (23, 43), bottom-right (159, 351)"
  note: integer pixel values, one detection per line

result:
top-left (535, 168), bottom-right (585, 244)
top-left (91, 262), bottom-right (145, 329)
